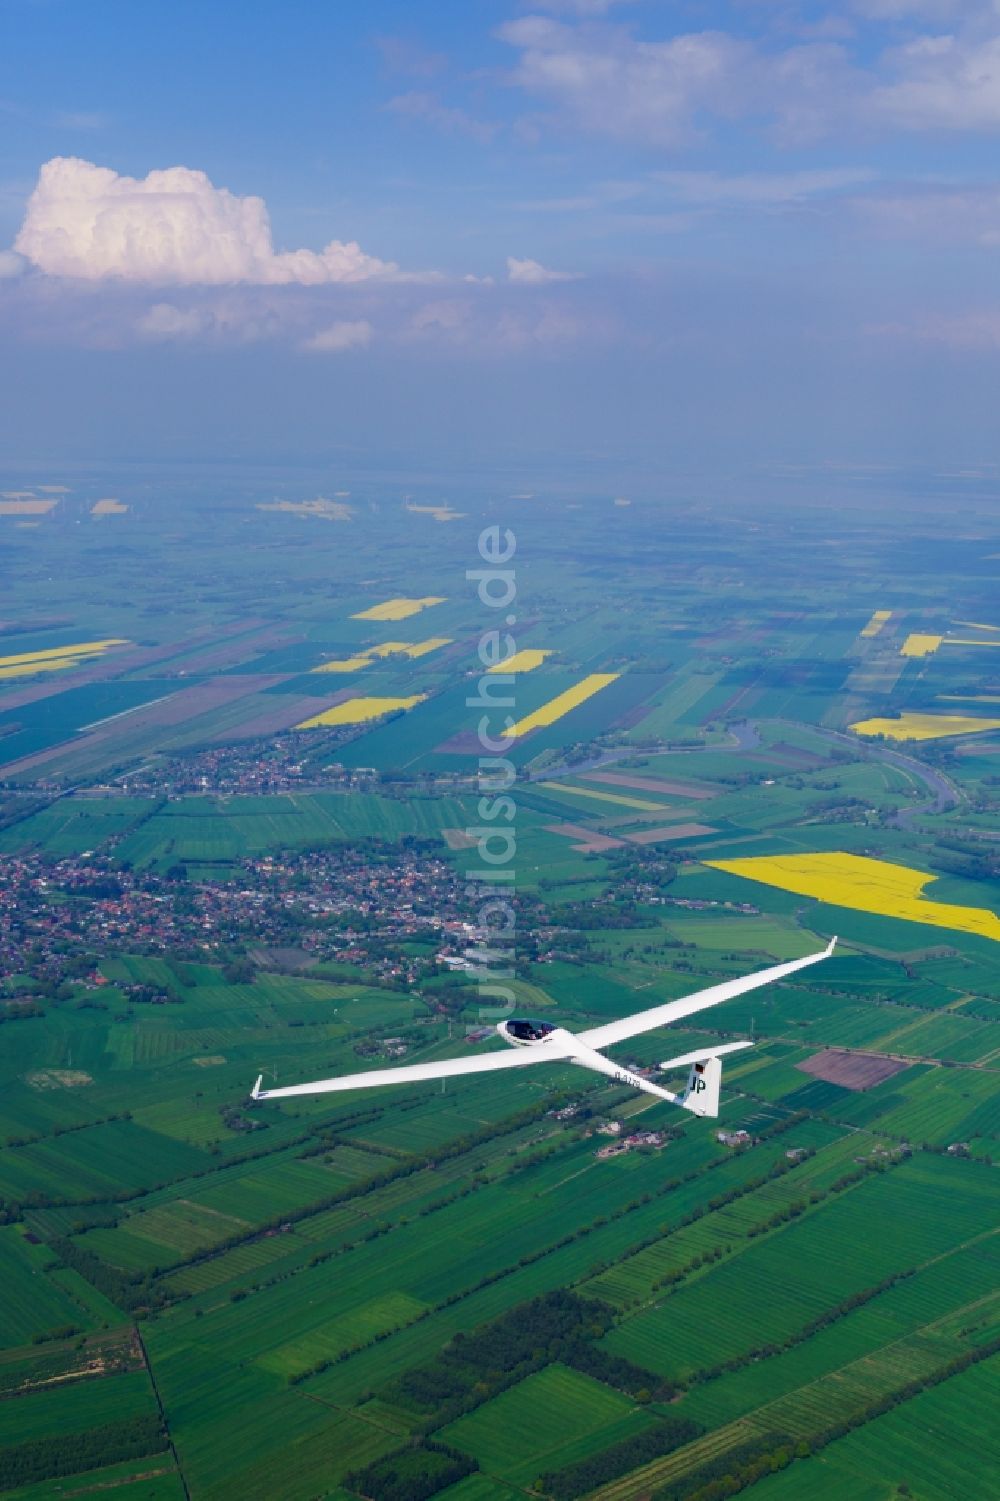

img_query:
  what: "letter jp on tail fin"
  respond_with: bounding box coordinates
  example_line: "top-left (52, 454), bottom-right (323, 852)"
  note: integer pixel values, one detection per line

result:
top-left (680, 1056), bottom-right (721, 1117)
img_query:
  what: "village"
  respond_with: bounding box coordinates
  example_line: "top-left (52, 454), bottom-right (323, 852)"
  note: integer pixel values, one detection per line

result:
top-left (0, 842), bottom-right (483, 997)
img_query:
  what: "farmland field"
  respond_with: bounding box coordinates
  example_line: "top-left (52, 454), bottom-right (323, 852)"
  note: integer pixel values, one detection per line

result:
top-left (1, 485), bottom-right (999, 1499)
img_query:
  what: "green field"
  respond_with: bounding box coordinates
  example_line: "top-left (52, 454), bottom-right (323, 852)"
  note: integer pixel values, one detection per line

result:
top-left (439, 1364), bottom-right (656, 1485)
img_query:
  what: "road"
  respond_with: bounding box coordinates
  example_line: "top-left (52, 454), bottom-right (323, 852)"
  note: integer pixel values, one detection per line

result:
top-left (531, 719), bottom-right (960, 829)
top-left (771, 720), bottom-right (962, 826)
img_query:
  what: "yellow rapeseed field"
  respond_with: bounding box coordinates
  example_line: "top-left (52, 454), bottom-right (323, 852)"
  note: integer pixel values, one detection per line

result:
top-left (900, 633), bottom-right (942, 657)
top-left (706, 852), bottom-right (1000, 943)
top-left (91, 499), bottom-right (129, 516)
top-left (860, 610), bottom-right (891, 638)
top-left (311, 656), bottom-right (372, 674)
top-left (0, 660), bottom-right (80, 679)
top-left (311, 638), bottom-right (451, 674)
top-left (899, 627), bottom-right (1000, 659)
top-left (850, 712), bottom-right (1000, 742)
top-left (352, 597), bottom-right (446, 622)
top-left (487, 649), bottom-right (552, 674)
top-left (405, 503), bottom-right (466, 522)
top-left (0, 639), bottom-right (128, 679)
top-left (296, 695), bottom-right (426, 728)
top-left (0, 498), bottom-right (58, 516)
top-left (369, 638), bottom-right (452, 659)
top-left (507, 673), bottom-right (619, 737)
top-left (540, 781), bottom-right (665, 811)
top-left (256, 498), bottom-right (352, 521)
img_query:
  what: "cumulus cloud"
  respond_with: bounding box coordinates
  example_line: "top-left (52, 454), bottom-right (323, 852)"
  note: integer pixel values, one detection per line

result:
top-left (507, 255), bottom-right (581, 283)
top-left (134, 296), bottom-right (290, 344)
top-left (137, 303), bottom-right (207, 338)
top-left (410, 299), bottom-right (473, 336)
top-left (301, 319), bottom-right (373, 352)
top-left (14, 157), bottom-right (401, 285)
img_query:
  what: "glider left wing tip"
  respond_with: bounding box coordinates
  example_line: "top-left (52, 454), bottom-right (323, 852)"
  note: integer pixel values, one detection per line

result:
top-left (251, 1074), bottom-right (263, 1101)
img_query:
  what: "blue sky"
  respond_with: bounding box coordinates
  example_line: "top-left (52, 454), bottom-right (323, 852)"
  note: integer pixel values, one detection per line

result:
top-left (3, 0), bottom-right (1000, 485)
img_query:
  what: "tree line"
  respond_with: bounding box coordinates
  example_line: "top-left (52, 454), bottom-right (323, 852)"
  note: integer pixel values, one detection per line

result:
top-left (540, 1415), bottom-right (702, 1500)
top-left (0, 1414), bottom-right (167, 1490)
top-left (378, 1290), bottom-right (669, 1432)
top-left (344, 1440), bottom-right (476, 1501)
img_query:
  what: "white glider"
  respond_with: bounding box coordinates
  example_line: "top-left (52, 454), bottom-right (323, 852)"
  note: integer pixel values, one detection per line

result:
top-left (252, 937), bottom-right (836, 1119)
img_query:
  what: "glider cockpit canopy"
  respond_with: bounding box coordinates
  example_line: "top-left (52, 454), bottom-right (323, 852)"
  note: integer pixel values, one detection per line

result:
top-left (503, 1018), bottom-right (558, 1044)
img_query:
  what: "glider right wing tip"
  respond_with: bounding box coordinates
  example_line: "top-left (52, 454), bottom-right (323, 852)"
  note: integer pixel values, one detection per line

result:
top-left (825, 935), bottom-right (838, 956)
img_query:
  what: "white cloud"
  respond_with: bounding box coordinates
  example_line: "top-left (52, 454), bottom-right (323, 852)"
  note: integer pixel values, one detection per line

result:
top-left (137, 303), bottom-right (206, 338)
top-left (409, 299), bottom-right (474, 339)
top-left (498, 8), bottom-right (1000, 147)
top-left (301, 319), bottom-right (373, 352)
top-left (507, 255), bottom-right (581, 283)
top-left (873, 35), bottom-right (1000, 131)
top-left (135, 297), bottom-right (288, 343)
top-left (498, 17), bottom-right (756, 149)
top-left (14, 157), bottom-right (400, 285)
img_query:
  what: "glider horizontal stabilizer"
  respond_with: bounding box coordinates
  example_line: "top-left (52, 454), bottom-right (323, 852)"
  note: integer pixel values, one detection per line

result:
top-left (658, 1040), bottom-right (755, 1071)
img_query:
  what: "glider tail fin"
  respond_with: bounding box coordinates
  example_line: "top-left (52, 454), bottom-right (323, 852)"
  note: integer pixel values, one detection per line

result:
top-left (680, 1055), bottom-right (722, 1118)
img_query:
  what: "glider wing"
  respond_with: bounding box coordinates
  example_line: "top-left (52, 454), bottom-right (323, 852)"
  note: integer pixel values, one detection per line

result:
top-left (252, 1038), bottom-right (578, 1100)
top-left (579, 938), bottom-right (836, 1052)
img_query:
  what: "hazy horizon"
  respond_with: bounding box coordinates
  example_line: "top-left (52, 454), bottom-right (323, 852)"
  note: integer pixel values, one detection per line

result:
top-left (4, 1), bottom-right (1000, 482)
